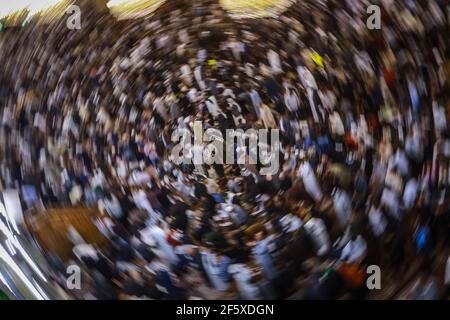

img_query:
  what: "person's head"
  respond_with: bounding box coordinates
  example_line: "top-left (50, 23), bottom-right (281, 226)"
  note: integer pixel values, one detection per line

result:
top-left (81, 256), bottom-right (97, 269)
top-left (311, 208), bottom-right (322, 219)
top-left (320, 153), bottom-right (329, 163)
top-left (254, 228), bottom-right (267, 242)
top-left (289, 87), bottom-right (297, 95)
top-left (350, 228), bottom-right (359, 241)
top-left (105, 191), bottom-right (114, 201)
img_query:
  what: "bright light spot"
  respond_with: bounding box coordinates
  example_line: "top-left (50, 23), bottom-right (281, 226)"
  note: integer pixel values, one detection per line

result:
top-left (0, 1), bottom-right (65, 19)
top-left (107, 0), bottom-right (143, 8)
top-left (0, 272), bottom-right (13, 294)
top-left (5, 239), bottom-right (16, 256)
top-left (0, 1), bottom-right (29, 19)
top-left (31, 278), bottom-right (50, 300)
top-left (0, 216), bottom-right (47, 283)
top-left (0, 200), bottom-right (19, 235)
top-left (0, 244), bottom-right (45, 300)
top-left (107, 0), bottom-right (166, 20)
top-left (13, 235), bottom-right (48, 282)
top-left (220, 0), bottom-right (295, 19)
top-left (28, 0), bottom-right (64, 15)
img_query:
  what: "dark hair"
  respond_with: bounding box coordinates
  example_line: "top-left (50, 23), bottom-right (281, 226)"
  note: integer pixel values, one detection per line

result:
top-left (105, 192), bottom-right (114, 201)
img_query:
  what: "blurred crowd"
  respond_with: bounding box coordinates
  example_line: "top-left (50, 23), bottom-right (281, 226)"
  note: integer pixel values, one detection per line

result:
top-left (0, 0), bottom-right (449, 299)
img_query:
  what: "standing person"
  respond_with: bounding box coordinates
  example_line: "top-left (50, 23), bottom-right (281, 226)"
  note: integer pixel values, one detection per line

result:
top-left (180, 63), bottom-right (193, 87)
top-left (205, 95), bottom-right (225, 119)
top-left (142, 220), bottom-right (179, 266)
top-left (154, 95), bottom-right (170, 122)
top-left (284, 86), bottom-right (301, 116)
top-left (227, 37), bottom-right (245, 62)
top-left (99, 191), bottom-right (124, 220)
top-left (258, 104), bottom-right (277, 129)
top-left (228, 263), bottom-right (262, 300)
top-left (304, 209), bottom-right (330, 256)
top-left (297, 65), bottom-right (320, 123)
top-left (333, 187), bottom-right (352, 229)
top-left (268, 49), bottom-right (283, 75)
top-left (298, 157), bottom-right (323, 203)
top-left (340, 232), bottom-right (368, 265)
top-left (194, 64), bottom-right (207, 91)
top-left (249, 86), bottom-right (262, 117)
top-left (200, 249), bottom-right (232, 292)
top-left (250, 230), bottom-right (277, 282)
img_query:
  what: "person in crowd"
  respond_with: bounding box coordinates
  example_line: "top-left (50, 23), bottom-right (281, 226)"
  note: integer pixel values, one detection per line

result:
top-left (0, 0), bottom-right (449, 300)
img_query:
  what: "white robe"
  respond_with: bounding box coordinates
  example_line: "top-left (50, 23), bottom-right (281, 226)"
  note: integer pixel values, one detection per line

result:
top-left (333, 189), bottom-right (352, 227)
top-left (304, 218), bottom-right (330, 256)
top-left (298, 162), bottom-right (323, 203)
top-left (368, 206), bottom-right (388, 237)
top-left (205, 96), bottom-right (224, 118)
top-left (259, 105), bottom-right (277, 129)
top-left (268, 49), bottom-right (282, 75)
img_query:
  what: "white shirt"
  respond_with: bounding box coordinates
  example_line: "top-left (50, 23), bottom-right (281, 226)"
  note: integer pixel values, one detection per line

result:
top-left (143, 225), bottom-right (178, 265)
top-left (194, 66), bottom-right (206, 90)
top-left (180, 64), bottom-right (193, 84)
top-left (128, 170), bottom-right (151, 186)
top-left (297, 66), bottom-right (317, 90)
top-left (403, 178), bottom-right (419, 209)
top-left (259, 104), bottom-right (277, 129)
top-left (329, 111), bottom-right (345, 136)
top-left (154, 97), bottom-right (169, 121)
top-left (250, 90), bottom-right (262, 116)
top-left (318, 90), bottom-right (336, 112)
top-left (390, 149), bottom-right (410, 177)
top-left (284, 90), bottom-right (300, 112)
top-left (201, 252), bottom-right (229, 292)
top-left (228, 264), bottom-right (260, 299)
top-left (368, 206), bottom-right (388, 237)
top-left (92, 170), bottom-right (106, 189)
top-left (432, 101), bottom-right (447, 135)
top-left (223, 88), bottom-right (236, 99)
top-left (384, 171), bottom-right (403, 195)
top-left (333, 189), bottom-right (352, 228)
top-left (280, 214), bottom-right (303, 233)
top-left (205, 96), bottom-right (224, 118)
top-left (116, 160), bottom-right (128, 181)
top-left (381, 188), bottom-right (401, 220)
top-left (99, 195), bottom-right (123, 219)
top-left (132, 189), bottom-right (157, 218)
top-left (341, 235), bottom-right (367, 264)
top-left (298, 162), bottom-right (323, 203)
top-left (73, 244), bottom-right (98, 261)
top-left (268, 49), bottom-right (282, 74)
top-left (304, 218), bottom-right (330, 256)
top-left (2, 105), bottom-right (13, 125)
top-left (187, 88), bottom-right (198, 103)
top-left (197, 49), bottom-right (207, 62)
top-left (228, 41), bottom-right (245, 61)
